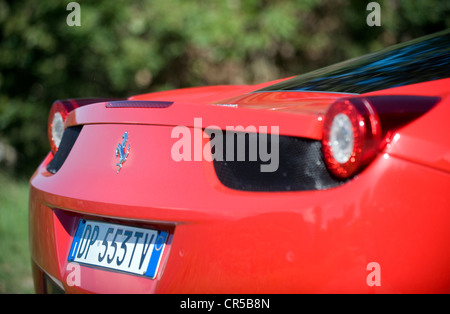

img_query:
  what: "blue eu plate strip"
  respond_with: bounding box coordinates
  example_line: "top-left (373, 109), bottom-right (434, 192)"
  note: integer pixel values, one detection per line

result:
top-left (68, 220), bottom-right (86, 262)
top-left (145, 231), bottom-right (168, 278)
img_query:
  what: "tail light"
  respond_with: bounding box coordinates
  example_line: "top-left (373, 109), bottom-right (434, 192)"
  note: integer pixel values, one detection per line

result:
top-left (48, 100), bottom-right (78, 155)
top-left (322, 95), bottom-right (440, 179)
top-left (48, 98), bottom-right (119, 154)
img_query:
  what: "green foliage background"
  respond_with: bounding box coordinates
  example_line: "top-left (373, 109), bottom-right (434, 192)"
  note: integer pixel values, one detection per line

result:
top-left (0, 0), bottom-right (449, 177)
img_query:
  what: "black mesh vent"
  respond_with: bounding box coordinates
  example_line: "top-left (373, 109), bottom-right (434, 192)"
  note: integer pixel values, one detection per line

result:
top-left (47, 126), bottom-right (83, 174)
top-left (209, 131), bottom-right (344, 191)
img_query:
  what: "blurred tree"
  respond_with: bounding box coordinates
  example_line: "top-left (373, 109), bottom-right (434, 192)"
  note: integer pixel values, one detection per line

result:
top-left (0, 0), bottom-right (449, 176)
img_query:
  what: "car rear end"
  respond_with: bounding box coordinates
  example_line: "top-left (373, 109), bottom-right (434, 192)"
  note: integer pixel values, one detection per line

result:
top-left (30, 78), bottom-right (450, 293)
top-left (29, 30), bottom-right (450, 293)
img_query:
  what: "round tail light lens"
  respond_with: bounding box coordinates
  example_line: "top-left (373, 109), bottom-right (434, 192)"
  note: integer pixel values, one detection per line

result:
top-left (50, 112), bottom-right (65, 149)
top-left (322, 98), bottom-right (382, 179)
top-left (328, 113), bottom-right (354, 164)
top-left (48, 100), bottom-right (78, 154)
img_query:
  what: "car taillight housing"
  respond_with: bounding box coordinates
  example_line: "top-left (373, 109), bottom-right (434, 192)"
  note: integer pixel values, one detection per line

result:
top-left (322, 95), bottom-right (440, 179)
top-left (48, 98), bottom-right (120, 154)
top-left (48, 100), bottom-right (78, 155)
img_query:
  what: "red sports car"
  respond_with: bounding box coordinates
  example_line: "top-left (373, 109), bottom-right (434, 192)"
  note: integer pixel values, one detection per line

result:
top-left (29, 29), bottom-right (450, 294)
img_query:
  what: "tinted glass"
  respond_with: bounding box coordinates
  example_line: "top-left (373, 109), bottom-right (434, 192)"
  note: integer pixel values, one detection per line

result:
top-left (258, 29), bottom-right (450, 94)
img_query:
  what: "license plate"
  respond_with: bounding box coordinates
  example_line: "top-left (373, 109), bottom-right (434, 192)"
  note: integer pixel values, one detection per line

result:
top-left (68, 219), bottom-right (168, 279)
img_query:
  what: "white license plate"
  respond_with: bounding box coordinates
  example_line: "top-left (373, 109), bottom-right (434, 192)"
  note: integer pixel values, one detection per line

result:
top-left (68, 219), bottom-right (168, 278)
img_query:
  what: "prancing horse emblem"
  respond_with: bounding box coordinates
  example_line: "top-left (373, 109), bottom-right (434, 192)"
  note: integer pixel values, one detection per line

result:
top-left (115, 131), bottom-right (130, 173)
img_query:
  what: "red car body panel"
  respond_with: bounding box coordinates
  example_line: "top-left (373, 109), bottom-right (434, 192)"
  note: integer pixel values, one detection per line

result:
top-left (29, 31), bottom-right (450, 293)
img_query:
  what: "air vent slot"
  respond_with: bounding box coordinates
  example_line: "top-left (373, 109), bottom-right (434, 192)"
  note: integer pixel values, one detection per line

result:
top-left (210, 131), bottom-right (344, 192)
top-left (47, 126), bottom-right (83, 174)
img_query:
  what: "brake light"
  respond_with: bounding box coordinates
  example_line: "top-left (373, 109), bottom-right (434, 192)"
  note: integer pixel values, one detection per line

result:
top-left (48, 100), bottom-right (78, 154)
top-left (322, 98), bottom-right (382, 178)
top-left (322, 95), bottom-right (440, 179)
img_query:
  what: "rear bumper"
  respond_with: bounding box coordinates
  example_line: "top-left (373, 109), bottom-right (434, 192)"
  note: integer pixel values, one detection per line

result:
top-left (29, 124), bottom-right (450, 293)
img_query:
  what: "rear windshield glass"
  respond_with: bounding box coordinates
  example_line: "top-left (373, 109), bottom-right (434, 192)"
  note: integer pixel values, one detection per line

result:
top-left (258, 29), bottom-right (450, 94)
